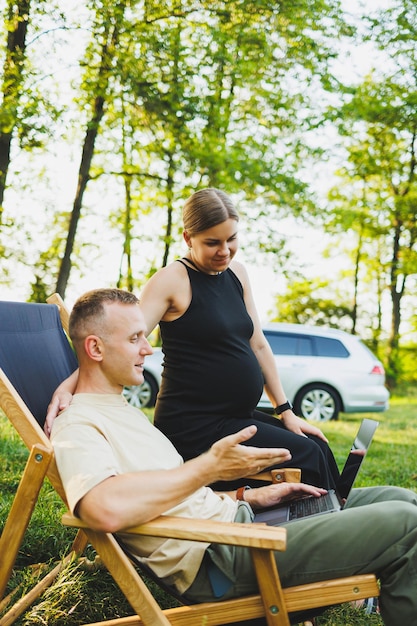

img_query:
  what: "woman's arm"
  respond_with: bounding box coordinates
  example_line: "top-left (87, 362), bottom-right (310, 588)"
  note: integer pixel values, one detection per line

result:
top-left (139, 262), bottom-right (191, 330)
top-left (232, 261), bottom-right (328, 442)
top-left (44, 369), bottom-right (79, 436)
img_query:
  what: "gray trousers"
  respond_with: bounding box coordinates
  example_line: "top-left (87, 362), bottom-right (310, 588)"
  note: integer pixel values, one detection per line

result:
top-left (186, 486), bottom-right (417, 626)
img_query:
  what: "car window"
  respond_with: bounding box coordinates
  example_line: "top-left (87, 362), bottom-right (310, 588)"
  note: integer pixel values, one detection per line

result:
top-left (314, 337), bottom-right (349, 358)
top-left (264, 332), bottom-right (314, 356)
top-left (297, 337), bottom-right (314, 355)
top-left (264, 331), bottom-right (349, 358)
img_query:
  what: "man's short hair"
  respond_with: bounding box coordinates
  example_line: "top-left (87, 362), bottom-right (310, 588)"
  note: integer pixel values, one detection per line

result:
top-left (69, 288), bottom-right (139, 346)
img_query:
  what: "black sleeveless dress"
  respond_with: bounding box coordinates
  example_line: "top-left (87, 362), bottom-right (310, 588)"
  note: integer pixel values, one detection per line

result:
top-left (154, 260), bottom-right (339, 490)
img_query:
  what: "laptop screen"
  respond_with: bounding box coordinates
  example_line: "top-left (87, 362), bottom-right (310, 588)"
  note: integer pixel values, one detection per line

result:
top-left (337, 418), bottom-right (379, 500)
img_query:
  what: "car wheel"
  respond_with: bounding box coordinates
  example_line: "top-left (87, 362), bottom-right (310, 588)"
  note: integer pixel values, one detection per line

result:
top-left (294, 384), bottom-right (340, 422)
top-left (123, 371), bottom-right (159, 409)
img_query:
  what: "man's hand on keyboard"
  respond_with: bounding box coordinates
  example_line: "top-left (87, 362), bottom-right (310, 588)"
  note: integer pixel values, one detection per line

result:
top-left (241, 482), bottom-right (328, 511)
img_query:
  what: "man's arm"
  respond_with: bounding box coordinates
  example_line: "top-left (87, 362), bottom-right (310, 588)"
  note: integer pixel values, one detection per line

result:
top-left (77, 425), bottom-right (293, 532)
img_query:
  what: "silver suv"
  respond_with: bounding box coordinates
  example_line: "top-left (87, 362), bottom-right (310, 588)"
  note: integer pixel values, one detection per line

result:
top-left (124, 322), bottom-right (389, 422)
top-left (259, 323), bottom-right (389, 421)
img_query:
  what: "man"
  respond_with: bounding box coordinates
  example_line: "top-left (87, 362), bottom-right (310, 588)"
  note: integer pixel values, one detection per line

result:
top-left (51, 288), bottom-right (417, 626)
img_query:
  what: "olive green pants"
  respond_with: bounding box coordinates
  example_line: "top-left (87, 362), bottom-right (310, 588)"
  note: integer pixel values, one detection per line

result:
top-left (186, 486), bottom-right (417, 626)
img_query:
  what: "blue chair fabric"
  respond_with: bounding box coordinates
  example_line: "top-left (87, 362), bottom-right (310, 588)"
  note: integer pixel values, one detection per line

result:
top-left (0, 301), bottom-right (78, 426)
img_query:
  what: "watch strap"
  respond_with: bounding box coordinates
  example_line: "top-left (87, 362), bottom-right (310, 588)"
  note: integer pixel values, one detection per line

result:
top-left (274, 400), bottom-right (293, 415)
top-left (236, 485), bottom-right (251, 501)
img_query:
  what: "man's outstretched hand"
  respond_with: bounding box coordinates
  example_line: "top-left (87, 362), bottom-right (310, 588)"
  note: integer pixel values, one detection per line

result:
top-left (207, 425), bottom-right (292, 482)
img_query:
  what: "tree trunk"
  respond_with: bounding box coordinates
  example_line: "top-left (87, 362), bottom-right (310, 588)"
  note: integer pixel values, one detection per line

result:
top-left (55, 16), bottom-right (121, 297)
top-left (117, 173), bottom-right (134, 292)
top-left (351, 228), bottom-right (363, 335)
top-left (56, 95), bottom-right (105, 296)
top-left (0, 0), bottom-right (30, 221)
top-left (386, 219), bottom-right (404, 387)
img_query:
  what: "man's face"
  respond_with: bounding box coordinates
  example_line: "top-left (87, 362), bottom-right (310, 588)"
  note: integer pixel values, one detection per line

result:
top-left (99, 302), bottom-right (153, 390)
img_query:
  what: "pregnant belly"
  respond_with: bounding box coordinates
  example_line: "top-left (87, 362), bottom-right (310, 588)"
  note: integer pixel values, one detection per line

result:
top-left (163, 352), bottom-right (264, 414)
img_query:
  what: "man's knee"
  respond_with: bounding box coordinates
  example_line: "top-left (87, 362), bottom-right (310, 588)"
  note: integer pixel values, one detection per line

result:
top-left (381, 485), bottom-right (417, 505)
top-left (374, 500), bottom-right (417, 542)
top-left (346, 485), bottom-right (417, 508)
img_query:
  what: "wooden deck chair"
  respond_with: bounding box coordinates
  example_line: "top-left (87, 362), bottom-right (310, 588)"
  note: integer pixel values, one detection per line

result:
top-left (0, 299), bottom-right (88, 625)
top-left (0, 295), bottom-right (379, 626)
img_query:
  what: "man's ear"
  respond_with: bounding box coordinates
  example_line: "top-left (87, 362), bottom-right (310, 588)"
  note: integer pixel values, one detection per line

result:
top-left (84, 335), bottom-right (103, 361)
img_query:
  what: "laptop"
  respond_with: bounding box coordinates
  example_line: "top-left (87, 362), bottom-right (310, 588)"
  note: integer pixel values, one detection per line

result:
top-left (254, 418), bottom-right (379, 526)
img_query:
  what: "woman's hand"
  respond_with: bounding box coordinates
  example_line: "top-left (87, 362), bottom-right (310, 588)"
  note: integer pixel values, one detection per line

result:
top-left (244, 481), bottom-right (328, 511)
top-left (280, 411), bottom-right (329, 443)
top-left (43, 370), bottom-right (79, 436)
top-left (44, 391), bottom-right (73, 436)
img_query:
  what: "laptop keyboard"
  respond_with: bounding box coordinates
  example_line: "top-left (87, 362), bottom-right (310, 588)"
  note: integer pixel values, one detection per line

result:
top-left (289, 494), bottom-right (337, 520)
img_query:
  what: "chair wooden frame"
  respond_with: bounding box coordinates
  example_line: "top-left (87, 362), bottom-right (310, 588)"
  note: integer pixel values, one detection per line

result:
top-left (0, 296), bottom-right (86, 625)
top-left (0, 372), bottom-right (89, 626)
top-left (62, 512), bottom-right (379, 626)
top-left (0, 294), bottom-right (379, 626)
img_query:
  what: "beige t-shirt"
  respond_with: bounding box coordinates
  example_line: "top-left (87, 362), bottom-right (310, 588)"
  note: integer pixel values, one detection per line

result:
top-left (51, 393), bottom-right (238, 593)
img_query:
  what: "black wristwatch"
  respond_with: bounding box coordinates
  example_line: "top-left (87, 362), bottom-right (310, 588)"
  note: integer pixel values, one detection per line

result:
top-left (274, 400), bottom-right (293, 415)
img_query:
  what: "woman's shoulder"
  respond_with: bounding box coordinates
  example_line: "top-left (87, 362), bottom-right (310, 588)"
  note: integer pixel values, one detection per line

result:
top-left (229, 259), bottom-right (249, 285)
top-left (149, 259), bottom-right (187, 282)
top-left (142, 259), bottom-right (189, 300)
top-left (140, 259), bottom-right (191, 325)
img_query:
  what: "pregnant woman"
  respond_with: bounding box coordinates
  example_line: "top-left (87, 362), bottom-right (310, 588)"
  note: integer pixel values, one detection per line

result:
top-left (139, 188), bottom-right (340, 490)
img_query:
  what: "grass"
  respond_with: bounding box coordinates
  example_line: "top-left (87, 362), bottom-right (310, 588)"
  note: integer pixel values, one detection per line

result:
top-left (1, 396), bottom-right (417, 625)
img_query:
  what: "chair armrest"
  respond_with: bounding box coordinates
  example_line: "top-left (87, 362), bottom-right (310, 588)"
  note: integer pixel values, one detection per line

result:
top-left (62, 512), bottom-right (287, 551)
top-left (248, 468), bottom-right (301, 483)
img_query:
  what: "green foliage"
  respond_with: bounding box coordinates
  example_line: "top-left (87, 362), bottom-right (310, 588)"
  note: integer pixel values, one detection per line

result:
top-left (20, 561), bottom-right (132, 626)
top-left (399, 344), bottom-right (417, 385)
top-left (271, 277), bottom-right (354, 330)
top-left (38, 0), bottom-right (353, 291)
top-left (321, 0), bottom-right (417, 386)
top-left (2, 1), bottom-right (417, 388)
top-left (314, 602), bottom-right (382, 626)
top-left (0, 0), bottom-right (64, 171)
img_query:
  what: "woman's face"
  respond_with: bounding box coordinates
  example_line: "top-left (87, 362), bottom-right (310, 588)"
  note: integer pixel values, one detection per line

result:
top-left (185, 218), bottom-right (239, 275)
